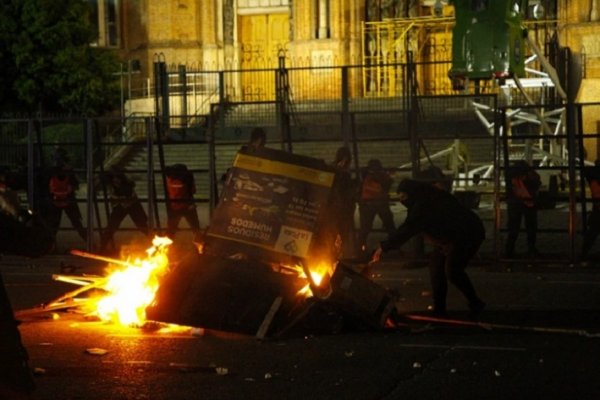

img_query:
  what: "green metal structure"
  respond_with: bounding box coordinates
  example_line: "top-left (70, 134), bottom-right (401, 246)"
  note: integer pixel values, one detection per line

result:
top-left (448, 0), bottom-right (528, 89)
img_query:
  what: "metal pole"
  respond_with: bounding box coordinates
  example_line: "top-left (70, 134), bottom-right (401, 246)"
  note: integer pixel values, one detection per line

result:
top-left (407, 51), bottom-right (419, 178)
top-left (577, 104), bottom-right (588, 241)
top-left (145, 117), bottom-right (156, 231)
top-left (218, 71), bottom-right (226, 138)
top-left (208, 104), bottom-right (217, 214)
top-left (86, 119), bottom-right (95, 252)
top-left (341, 66), bottom-right (350, 149)
top-left (276, 52), bottom-right (292, 152)
top-left (27, 120), bottom-right (35, 211)
top-left (179, 64), bottom-right (188, 129)
top-left (120, 62), bottom-right (124, 127)
top-left (160, 61), bottom-right (170, 131)
top-left (153, 58), bottom-right (161, 121)
top-left (128, 60), bottom-right (132, 101)
top-left (566, 102), bottom-right (578, 263)
top-left (493, 102), bottom-right (504, 262)
top-left (208, 71), bottom-right (226, 215)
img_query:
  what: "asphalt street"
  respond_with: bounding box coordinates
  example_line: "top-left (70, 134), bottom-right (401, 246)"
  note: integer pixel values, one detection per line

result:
top-left (2, 253), bottom-right (600, 400)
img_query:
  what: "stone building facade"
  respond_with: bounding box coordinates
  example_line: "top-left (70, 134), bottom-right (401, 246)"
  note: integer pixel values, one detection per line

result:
top-left (92, 1), bottom-right (441, 81)
top-left (90, 1), bottom-right (600, 90)
top-left (558, 0), bottom-right (600, 158)
top-left (89, 1), bottom-right (600, 152)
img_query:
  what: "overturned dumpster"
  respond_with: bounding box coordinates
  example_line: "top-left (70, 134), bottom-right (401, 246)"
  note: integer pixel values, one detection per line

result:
top-left (146, 146), bottom-right (396, 337)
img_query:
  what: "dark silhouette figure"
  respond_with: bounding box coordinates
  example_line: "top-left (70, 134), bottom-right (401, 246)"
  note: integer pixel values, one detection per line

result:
top-left (1, 170), bottom-right (53, 400)
top-left (581, 160), bottom-right (600, 263)
top-left (244, 127), bottom-right (267, 152)
top-left (504, 161), bottom-right (541, 258)
top-left (165, 164), bottom-right (202, 241)
top-left (371, 179), bottom-right (485, 318)
top-left (357, 159), bottom-right (395, 253)
top-left (100, 168), bottom-right (150, 253)
top-left (45, 164), bottom-right (87, 242)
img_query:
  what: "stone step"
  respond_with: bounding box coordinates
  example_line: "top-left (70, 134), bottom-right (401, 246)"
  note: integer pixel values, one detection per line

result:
top-left (116, 138), bottom-right (495, 200)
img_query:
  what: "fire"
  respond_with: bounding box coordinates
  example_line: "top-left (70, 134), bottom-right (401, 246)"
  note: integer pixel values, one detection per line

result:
top-left (297, 261), bottom-right (335, 298)
top-left (95, 236), bottom-right (172, 326)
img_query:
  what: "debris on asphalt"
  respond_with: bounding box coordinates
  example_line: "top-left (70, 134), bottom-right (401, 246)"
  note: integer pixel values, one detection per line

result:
top-left (86, 348), bottom-right (108, 356)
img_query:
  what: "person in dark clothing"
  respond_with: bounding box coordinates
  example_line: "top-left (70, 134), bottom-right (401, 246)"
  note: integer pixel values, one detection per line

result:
top-left (330, 146), bottom-right (357, 259)
top-left (357, 159), bottom-right (395, 253)
top-left (0, 259), bottom-right (35, 400)
top-left (371, 178), bottom-right (486, 318)
top-left (45, 164), bottom-right (87, 242)
top-left (165, 164), bottom-right (202, 241)
top-left (1, 172), bottom-right (54, 399)
top-left (504, 160), bottom-right (541, 258)
top-left (244, 127), bottom-right (267, 152)
top-left (100, 168), bottom-right (150, 253)
top-left (581, 160), bottom-right (600, 264)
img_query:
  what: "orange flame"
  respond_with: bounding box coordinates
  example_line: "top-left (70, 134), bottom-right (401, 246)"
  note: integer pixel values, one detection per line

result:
top-left (297, 261), bottom-right (335, 298)
top-left (95, 236), bottom-right (172, 326)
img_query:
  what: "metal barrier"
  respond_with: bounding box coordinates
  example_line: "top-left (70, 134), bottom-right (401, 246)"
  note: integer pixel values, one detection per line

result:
top-left (2, 94), bottom-right (599, 265)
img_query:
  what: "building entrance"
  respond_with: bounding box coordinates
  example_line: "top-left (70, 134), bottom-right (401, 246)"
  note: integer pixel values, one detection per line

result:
top-left (238, 13), bottom-right (289, 101)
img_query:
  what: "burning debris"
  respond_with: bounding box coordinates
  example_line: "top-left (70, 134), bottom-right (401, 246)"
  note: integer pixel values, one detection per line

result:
top-left (17, 237), bottom-right (172, 326)
top-left (93, 236), bottom-right (172, 325)
top-left (22, 147), bottom-right (398, 338)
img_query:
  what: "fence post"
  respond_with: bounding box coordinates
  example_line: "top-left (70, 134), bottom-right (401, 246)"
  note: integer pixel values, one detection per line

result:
top-left (179, 64), bottom-right (188, 129)
top-left (160, 61), bottom-right (170, 131)
top-left (85, 119), bottom-right (95, 251)
top-left (218, 71), bottom-right (225, 133)
top-left (26, 120), bottom-right (35, 211)
top-left (341, 66), bottom-right (351, 148)
top-left (276, 52), bottom-right (292, 152)
top-left (153, 58), bottom-right (161, 128)
top-left (566, 101), bottom-right (578, 263)
top-left (145, 117), bottom-right (156, 231)
top-left (407, 51), bottom-right (419, 178)
top-left (204, 72), bottom-right (226, 216)
top-left (208, 103), bottom-right (218, 214)
top-left (493, 105), bottom-right (505, 262)
top-left (153, 54), bottom-right (170, 135)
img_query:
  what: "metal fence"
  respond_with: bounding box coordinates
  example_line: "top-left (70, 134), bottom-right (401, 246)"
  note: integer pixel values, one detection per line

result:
top-left (1, 71), bottom-right (598, 264)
